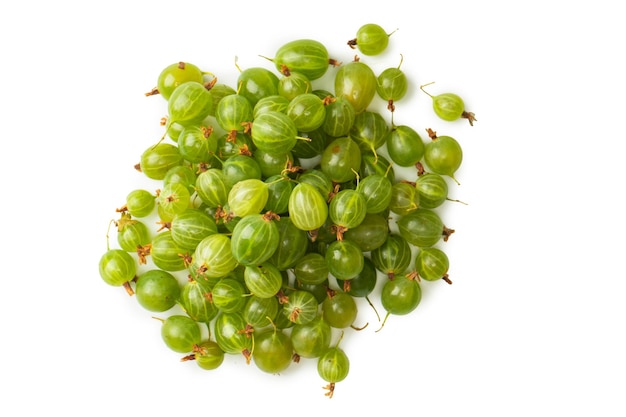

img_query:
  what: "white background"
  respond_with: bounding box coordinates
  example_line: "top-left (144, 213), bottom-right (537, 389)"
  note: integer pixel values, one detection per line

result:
top-left (1, 0), bottom-right (625, 415)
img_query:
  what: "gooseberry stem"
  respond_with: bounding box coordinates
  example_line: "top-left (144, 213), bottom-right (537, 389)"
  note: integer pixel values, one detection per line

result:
top-left (420, 81), bottom-right (436, 98)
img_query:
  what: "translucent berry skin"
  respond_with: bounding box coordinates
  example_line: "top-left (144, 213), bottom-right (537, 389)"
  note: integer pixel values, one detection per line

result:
top-left (99, 249), bottom-right (136, 287)
top-left (291, 316), bottom-right (332, 359)
top-left (156, 62), bottom-right (204, 100)
top-left (167, 81), bottom-right (214, 127)
top-left (353, 23), bottom-right (389, 56)
top-left (381, 275), bottom-right (422, 315)
top-left (139, 143), bottom-right (183, 181)
top-left (317, 346), bottom-right (350, 387)
top-left (334, 61), bottom-right (377, 114)
top-left (424, 135), bottom-right (463, 183)
top-left (433, 93), bottom-right (465, 121)
top-left (135, 269), bottom-right (181, 312)
top-left (160, 315), bottom-right (202, 354)
top-left (252, 328), bottom-right (294, 374)
top-left (273, 38), bottom-right (331, 81)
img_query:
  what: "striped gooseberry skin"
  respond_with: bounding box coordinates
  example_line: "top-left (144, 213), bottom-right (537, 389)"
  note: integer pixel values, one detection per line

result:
top-left (98, 249), bottom-right (137, 287)
top-left (370, 234), bottom-right (412, 279)
top-left (349, 110), bottom-right (389, 156)
top-left (291, 316), bottom-right (332, 359)
top-left (243, 295), bottom-right (279, 328)
top-left (195, 168), bottom-right (230, 208)
top-left (286, 93), bottom-right (326, 132)
top-left (139, 143), bottom-right (183, 180)
top-left (251, 110), bottom-right (298, 154)
top-left (227, 178), bottom-right (269, 218)
top-left (160, 315), bottom-right (202, 354)
top-left (376, 65), bottom-right (408, 103)
top-left (334, 60), bottom-right (377, 113)
top-left (117, 216), bottom-right (151, 253)
top-left (150, 231), bottom-right (186, 272)
top-left (385, 125), bottom-right (425, 167)
top-left (253, 95), bottom-right (290, 118)
top-left (329, 189), bottom-right (367, 231)
top-left (221, 154), bottom-right (262, 189)
top-left (237, 67), bottom-right (279, 107)
top-left (193, 340), bottom-right (225, 370)
top-left (321, 136), bottom-right (362, 184)
top-left (156, 61), bottom-right (204, 100)
top-left (269, 216), bottom-right (309, 271)
top-left (244, 263), bottom-right (283, 299)
top-left (294, 252), bottom-right (329, 285)
top-left (415, 247), bottom-right (450, 282)
top-left (211, 277), bottom-right (247, 313)
top-left (170, 209), bottom-right (218, 252)
top-left (360, 152), bottom-right (395, 183)
top-left (179, 279), bottom-right (219, 324)
top-left (215, 93), bottom-right (253, 133)
top-left (230, 213), bottom-right (279, 266)
top-left (397, 208), bottom-right (445, 248)
top-left (214, 311), bottom-right (253, 362)
top-left (381, 275), bottom-right (422, 316)
top-left (356, 173), bottom-right (392, 214)
top-left (273, 39), bottom-right (331, 81)
top-left (177, 125), bottom-right (217, 164)
top-left (167, 81), bottom-right (214, 127)
top-left (264, 175), bottom-right (294, 215)
top-left (135, 269), bottom-right (181, 312)
top-left (252, 327), bottom-right (294, 374)
top-left (125, 189), bottom-right (155, 218)
top-left (389, 182), bottom-right (420, 216)
top-left (323, 96), bottom-right (356, 138)
top-left (282, 290), bottom-right (319, 325)
top-left (191, 233), bottom-right (239, 280)
top-left (415, 173), bottom-right (449, 209)
top-left (325, 239), bottom-right (364, 281)
top-left (342, 213), bottom-right (389, 252)
top-left (296, 168), bottom-right (333, 201)
top-left (288, 182), bottom-right (329, 232)
top-left (278, 72), bottom-right (312, 101)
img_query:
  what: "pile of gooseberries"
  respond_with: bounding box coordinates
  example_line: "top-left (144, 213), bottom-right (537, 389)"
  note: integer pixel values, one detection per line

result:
top-left (99, 23), bottom-right (476, 398)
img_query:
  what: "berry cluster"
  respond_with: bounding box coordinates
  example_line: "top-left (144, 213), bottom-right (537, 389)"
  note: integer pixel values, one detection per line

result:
top-left (98, 23), bottom-right (475, 398)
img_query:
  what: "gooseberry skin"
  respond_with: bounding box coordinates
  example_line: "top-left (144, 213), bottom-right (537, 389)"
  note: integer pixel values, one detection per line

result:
top-left (237, 67), bottom-right (279, 107)
top-left (156, 61), bottom-right (204, 100)
top-left (371, 234), bottom-right (413, 279)
top-left (252, 327), bottom-right (294, 374)
top-left (227, 178), bottom-right (269, 218)
top-left (291, 316), bottom-right (332, 359)
top-left (329, 189), bottom-right (367, 232)
top-left (424, 134), bottom-right (463, 184)
top-left (286, 93), bottom-right (326, 132)
top-left (415, 173), bottom-right (449, 209)
top-left (288, 182), bottom-right (329, 232)
top-left (253, 95), bottom-right (290, 118)
top-left (251, 110), bottom-right (298, 154)
top-left (397, 208), bottom-right (445, 248)
top-left (325, 239), bottom-right (364, 281)
top-left (211, 277), bottom-right (247, 313)
top-left (317, 345), bottom-right (350, 397)
top-left (215, 93), bottom-right (253, 134)
top-left (334, 61), bottom-right (377, 113)
top-left (116, 216), bottom-right (151, 253)
top-left (320, 136), bottom-right (362, 184)
top-left (349, 110), bottom-right (389, 156)
top-left (376, 64), bottom-right (408, 106)
top-left (179, 279), bottom-right (219, 323)
top-left (356, 174), bottom-right (392, 214)
top-left (139, 143), bottom-right (183, 181)
top-left (195, 168), bottom-right (230, 208)
top-left (124, 189), bottom-right (155, 218)
top-left (150, 231), bottom-right (186, 272)
top-left (294, 252), bottom-right (330, 285)
top-left (386, 125), bottom-right (425, 167)
top-left (99, 249), bottom-right (136, 287)
top-left (160, 314), bottom-right (202, 354)
top-left (278, 72), bottom-right (312, 101)
top-left (282, 290), bottom-right (319, 325)
top-left (170, 209), bottom-right (218, 252)
top-left (213, 312), bottom-right (253, 360)
top-left (381, 275), bottom-right (422, 315)
top-left (193, 341), bottom-right (225, 370)
top-left (273, 38), bottom-right (332, 81)
top-left (167, 81), bottom-right (214, 127)
top-left (322, 96), bottom-right (356, 138)
top-left (342, 213), bottom-right (389, 252)
top-left (351, 23), bottom-right (390, 56)
top-left (191, 233), bottom-right (239, 280)
top-left (177, 125), bottom-right (217, 164)
top-left (230, 213), bottom-right (279, 266)
top-left (415, 247), bottom-right (450, 282)
top-left (244, 263), bottom-right (283, 299)
top-left (243, 295), bottom-right (279, 328)
top-left (135, 269), bottom-right (181, 312)
top-left (322, 291), bottom-right (358, 329)
top-left (269, 216), bottom-right (309, 271)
